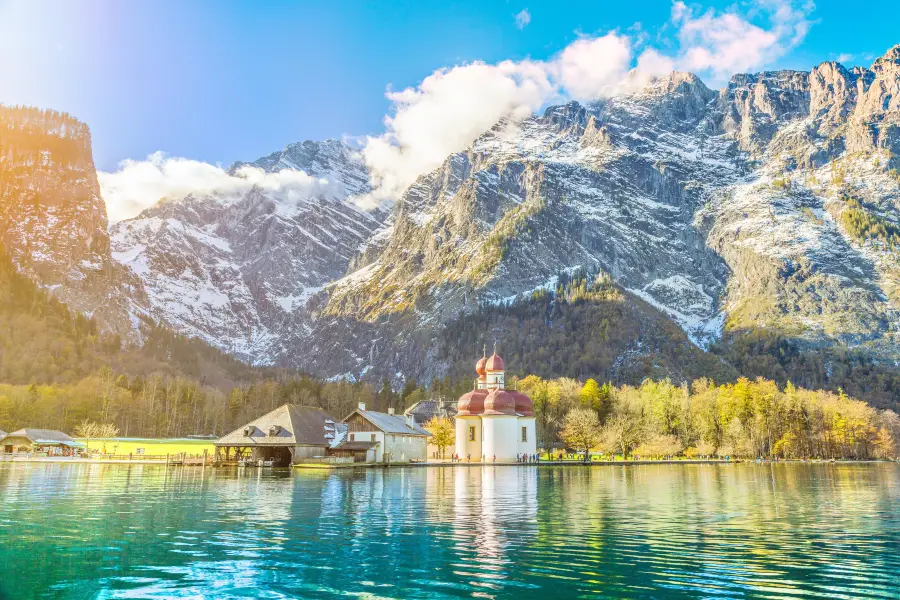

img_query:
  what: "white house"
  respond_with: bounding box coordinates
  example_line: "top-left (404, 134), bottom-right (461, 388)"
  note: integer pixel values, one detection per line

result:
top-left (455, 350), bottom-right (537, 462)
top-left (342, 404), bottom-right (431, 463)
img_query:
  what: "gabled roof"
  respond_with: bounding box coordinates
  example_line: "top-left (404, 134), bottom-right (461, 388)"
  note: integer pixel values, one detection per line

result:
top-left (0, 429), bottom-right (75, 445)
top-left (216, 405), bottom-right (337, 447)
top-left (343, 410), bottom-right (431, 436)
top-left (404, 399), bottom-right (457, 425)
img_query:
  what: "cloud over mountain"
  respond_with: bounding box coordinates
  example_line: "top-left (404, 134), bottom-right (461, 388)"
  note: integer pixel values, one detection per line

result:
top-left (99, 152), bottom-right (335, 223)
top-left (360, 0), bottom-right (815, 206)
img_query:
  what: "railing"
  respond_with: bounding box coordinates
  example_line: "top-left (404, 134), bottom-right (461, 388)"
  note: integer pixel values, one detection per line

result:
top-left (93, 454), bottom-right (172, 461)
top-left (294, 456), bottom-right (355, 465)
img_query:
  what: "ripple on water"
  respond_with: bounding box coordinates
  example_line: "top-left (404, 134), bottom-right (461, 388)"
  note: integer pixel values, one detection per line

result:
top-left (0, 463), bottom-right (898, 599)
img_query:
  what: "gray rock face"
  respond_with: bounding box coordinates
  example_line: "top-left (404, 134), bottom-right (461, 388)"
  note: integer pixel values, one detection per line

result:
top-left (109, 140), bottom-right (384, 362)
top-left (304, 47), bottom-right (900, 382)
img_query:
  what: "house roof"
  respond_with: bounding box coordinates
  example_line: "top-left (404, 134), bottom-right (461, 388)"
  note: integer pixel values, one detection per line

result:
top-left (0, 429), bottom-right (76, 446)
top-left (344, 410), bottom-right (431, 436)
top-left (216, 405), bottom-right (337, 447)
top-left (404, 399), bottom-right (457, 425)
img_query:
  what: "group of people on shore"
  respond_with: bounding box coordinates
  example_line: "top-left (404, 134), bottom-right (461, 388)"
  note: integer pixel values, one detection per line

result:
top-left (446, 453), bottom-right (542, 463)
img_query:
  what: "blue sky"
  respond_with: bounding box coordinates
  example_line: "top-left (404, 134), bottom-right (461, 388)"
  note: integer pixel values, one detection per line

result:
top-left (1, 0), bottom-right (898, 176)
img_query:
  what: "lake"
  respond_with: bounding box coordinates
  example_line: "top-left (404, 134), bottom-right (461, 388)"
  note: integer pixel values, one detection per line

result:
top-left (1, 463), bottom-right (898, 599)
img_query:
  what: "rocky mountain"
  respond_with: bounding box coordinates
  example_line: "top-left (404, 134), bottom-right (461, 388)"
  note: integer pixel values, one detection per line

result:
top-left (6, 46), bottom-right (900, 401)
top-left (108, 139), bottom-right (385, 362)
top-left (0, 106), bottom-right (143, 339)
top-left (302, 47), bottom-right (900, 385)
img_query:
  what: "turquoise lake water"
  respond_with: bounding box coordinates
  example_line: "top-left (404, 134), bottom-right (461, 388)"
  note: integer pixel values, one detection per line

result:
top-left (0, 463), bottom-right (898, 599)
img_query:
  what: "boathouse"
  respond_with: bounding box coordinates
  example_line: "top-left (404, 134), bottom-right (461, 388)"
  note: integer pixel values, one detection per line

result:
top-left (342, 403), bottom-right (430, 463)
top-left (0, 429), bottom-right (82, 455)
top-left (215, 405), bottom-right (339, 467)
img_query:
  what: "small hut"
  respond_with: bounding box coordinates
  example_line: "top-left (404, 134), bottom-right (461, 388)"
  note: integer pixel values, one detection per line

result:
top-left (215, 405), bottom-right (338, 466)
top-left (0, 429), bottom-right (82, 455)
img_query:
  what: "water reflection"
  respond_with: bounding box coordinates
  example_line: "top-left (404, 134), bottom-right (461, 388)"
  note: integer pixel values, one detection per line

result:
top-left (0, 463), bottom-right (898, 599)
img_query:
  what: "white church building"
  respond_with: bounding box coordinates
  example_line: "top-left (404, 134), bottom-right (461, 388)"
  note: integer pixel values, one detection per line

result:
top-left (455, 350), bottom-right (536, 462)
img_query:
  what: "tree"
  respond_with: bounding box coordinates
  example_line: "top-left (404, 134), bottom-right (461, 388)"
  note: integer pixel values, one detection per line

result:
top-left (560, 408), bottom-right (602, 462)
top-left (74, 420), bottom-right (101, 452)
top-left (601, 412), bottom-right (643, 459)
top-left (98, 423), bottom-right (120, 439)
top-left (73, 420), bottom-right (118, 453)
top-left (696, 440), bottom-right (716, 458)
top-left (425, 416), bottom-right (455, 459)
top-left (580, 379), bottom-right (602, 412)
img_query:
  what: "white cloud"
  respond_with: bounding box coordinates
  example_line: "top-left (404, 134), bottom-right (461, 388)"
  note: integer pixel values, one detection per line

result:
top-left (671, 0), bottom-right (814, 79)
top-left (515, 9), bottom-right (531, 30)
top-left (835, 52), bottom-right (854, 64)
top-left (360, 59), bottom-right (557, 204)
top-left (552, 34), bottom-right (634, 101)
top-left (99, 152), bottom-right (335, 223)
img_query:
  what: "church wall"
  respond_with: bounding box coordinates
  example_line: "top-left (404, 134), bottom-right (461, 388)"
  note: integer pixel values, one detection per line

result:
top-left (455, 416), bottom-right (482, 460)
top-left (517, 417), bottom-right (537, 456)
top-left (482, 416), bottom-right (519, 461)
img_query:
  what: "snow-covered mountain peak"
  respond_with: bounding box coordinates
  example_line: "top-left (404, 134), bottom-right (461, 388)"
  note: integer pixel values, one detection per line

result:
top-left (229, 138), bottom-right (371, 200)
top-left (109, 139), bottom-right (385, 362)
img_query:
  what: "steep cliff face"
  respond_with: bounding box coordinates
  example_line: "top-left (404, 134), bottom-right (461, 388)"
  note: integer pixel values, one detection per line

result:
top-left (0, 106), bottom-right (141, 338)
top-left (109, 140), bottom-right (384, 362)
top-left (705, 49), bottom-right (900, 358)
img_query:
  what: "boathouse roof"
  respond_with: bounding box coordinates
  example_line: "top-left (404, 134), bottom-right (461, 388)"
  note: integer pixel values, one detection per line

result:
top-left (0, 429), bottom-right (79, 446)
top-left (215, 405), bottom-right (338, 447)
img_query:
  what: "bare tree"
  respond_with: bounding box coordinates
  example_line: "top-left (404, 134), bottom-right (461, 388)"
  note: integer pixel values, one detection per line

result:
top-left (601, 412), bottom-right (644, 459)
top-left (74, 420), bottom-right (101, 453)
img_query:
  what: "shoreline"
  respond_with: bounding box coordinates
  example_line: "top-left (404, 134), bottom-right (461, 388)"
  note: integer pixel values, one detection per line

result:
top-left (2, 457), bottom-right (895, 467)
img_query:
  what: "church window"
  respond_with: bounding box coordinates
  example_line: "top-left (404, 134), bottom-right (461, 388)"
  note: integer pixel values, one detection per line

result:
top-left (521, 427), bottom-right (527, 442)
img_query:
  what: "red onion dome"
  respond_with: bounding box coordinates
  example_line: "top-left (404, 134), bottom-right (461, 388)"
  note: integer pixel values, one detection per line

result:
top-left (485, 353), bottom-right (505, 372)
top-left (510, 391), bottom-right (533, 417)
top-left (483, 389), bottom-right (516, 416)
top-left (457, 389), bottom-right (488, 416)
top-left (476, 356), bottom-right (487, 377)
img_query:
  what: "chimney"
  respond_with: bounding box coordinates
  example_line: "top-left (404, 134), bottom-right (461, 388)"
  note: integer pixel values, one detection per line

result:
top-left (358, 402), bottom-right (366, 411)
top-left (388, 407), bottom-right (395, 416)
top-left (406, 414), bottom-right (415, 428)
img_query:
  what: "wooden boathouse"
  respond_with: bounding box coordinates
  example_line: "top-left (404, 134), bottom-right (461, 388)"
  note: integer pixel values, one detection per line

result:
top-left (214, 405), bottom-right (338, 467)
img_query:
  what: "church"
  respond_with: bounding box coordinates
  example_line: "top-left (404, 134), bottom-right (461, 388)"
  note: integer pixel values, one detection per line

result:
top-left (455, 349), bottom-right (536, 462)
